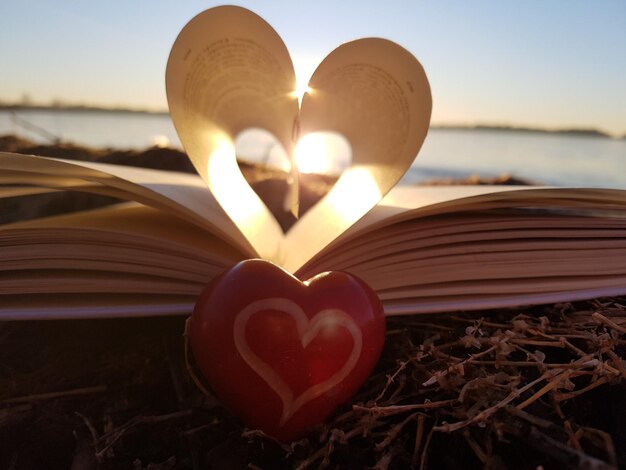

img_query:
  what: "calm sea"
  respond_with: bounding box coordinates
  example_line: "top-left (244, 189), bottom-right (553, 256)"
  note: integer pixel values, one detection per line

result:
top-left (1, 110), bottom-right (625, 189)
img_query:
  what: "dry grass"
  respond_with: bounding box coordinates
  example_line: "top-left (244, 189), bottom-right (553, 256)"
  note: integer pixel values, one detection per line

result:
top-left (1, 298), bottom-right (624, 469)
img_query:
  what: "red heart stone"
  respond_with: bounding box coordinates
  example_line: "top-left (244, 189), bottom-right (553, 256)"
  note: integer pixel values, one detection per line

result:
top-left (189, 259), bottom-right (386, 441)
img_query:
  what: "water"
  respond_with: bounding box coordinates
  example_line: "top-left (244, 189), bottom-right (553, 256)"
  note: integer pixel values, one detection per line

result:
top-left (412, 129), bottom-right (626, 189)
top-left (2, 110), bottom-right (625, 189)
top-left (1, 110), bottom-right (181, 150)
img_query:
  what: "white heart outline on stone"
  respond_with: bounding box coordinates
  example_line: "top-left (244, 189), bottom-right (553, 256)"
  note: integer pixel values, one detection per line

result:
top-left (233, 298), bottom-right (363, 426)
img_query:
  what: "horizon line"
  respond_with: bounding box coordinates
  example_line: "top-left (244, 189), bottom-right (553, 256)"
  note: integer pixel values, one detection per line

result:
top-left (0, 102), bottom-right (623, 139)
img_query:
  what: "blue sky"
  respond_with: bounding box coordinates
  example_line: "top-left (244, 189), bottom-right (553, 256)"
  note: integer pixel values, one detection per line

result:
top-left (1, 0), bottom-right (625, 135)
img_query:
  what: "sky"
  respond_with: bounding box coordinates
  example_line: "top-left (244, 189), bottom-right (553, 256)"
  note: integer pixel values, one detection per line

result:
top-left (1, 1), bottom-right (625, 135)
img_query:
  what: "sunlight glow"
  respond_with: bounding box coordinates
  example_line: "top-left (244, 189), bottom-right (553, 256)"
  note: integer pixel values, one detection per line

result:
top-left (324, 168), bottom-right (382, 223)
top-left (290, 84), bottom-right (312, 105)
top-left (201, 131), bottom-right (284, 263)
top-left (294, 133), bottom-right (334, 174)
top-left (293, 132), bottom-right (352, 175)
top-left (290, 62), bottom-right (315, 105)
top-left (207, 135), bottom-right (265, 224)
top-left (151, 134), bottom-right (170, 148)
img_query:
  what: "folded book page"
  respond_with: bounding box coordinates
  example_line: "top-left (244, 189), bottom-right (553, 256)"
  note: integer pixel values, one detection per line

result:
top-left (165, 6), bottom-right (433, 270)
top-left (166, 5), bottom-right (296, 262)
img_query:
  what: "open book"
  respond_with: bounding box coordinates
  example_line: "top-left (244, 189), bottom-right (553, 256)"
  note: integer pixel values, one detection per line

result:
top-left (1, 6), bottom-right (626, 319)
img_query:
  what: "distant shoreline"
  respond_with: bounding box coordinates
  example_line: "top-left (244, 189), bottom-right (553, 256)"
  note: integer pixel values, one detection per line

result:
top-left (1, 104), bottom-right (623, 139)
top-left (431, 124), bottom-right (615, 139)
top-left (0, 104), bottom-right (169, 116)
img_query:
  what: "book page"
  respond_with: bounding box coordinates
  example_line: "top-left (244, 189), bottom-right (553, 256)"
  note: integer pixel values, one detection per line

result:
top-left (291, 184), bottom-right (626, 314)
top-left (283, 38), bottom-right (432, 271)
top-left (1, 203), bottom-right (245, 264)
top-left (166, 5), bottom-right (297, 261)
top-left (0, 186), bottom-right (59, 198)
top-left (0, 204), bottom-right (247, 320)
top-left (0, 152), bottom-right (257, 256)
top-left (383, 282), bottom-right (626, 315)
top-left (0, 294), bottom-right (196, 320)
top-left (296, 185), bottom-right (626, 275)
top-left (307, 217), bottom-right (626, 275)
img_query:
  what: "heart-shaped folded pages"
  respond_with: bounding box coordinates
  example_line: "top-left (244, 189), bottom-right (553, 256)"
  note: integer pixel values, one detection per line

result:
top-left (166, 6), bottom-right (432, 272)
